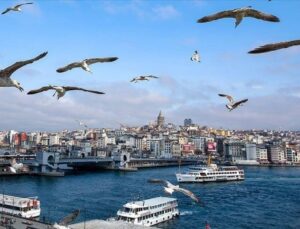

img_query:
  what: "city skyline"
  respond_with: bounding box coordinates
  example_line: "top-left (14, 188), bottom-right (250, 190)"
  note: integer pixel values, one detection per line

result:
top-left (1, 0), bottom-right (300, 131)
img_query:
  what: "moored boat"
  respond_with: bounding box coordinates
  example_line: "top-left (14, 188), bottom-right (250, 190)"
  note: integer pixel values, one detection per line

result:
top-left (0, 194), bottom-right (40, 218)
top-left (116, 196), bottom-right (179, 227)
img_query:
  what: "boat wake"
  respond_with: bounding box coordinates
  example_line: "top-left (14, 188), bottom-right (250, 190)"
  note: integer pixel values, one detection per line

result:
top-left (180, 210), bottom-right (193, 216)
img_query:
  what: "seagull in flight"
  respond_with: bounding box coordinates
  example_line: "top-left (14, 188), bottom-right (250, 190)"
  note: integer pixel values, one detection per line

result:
top-left (76, 120), bottom-right (88, 128)
top-left (197, 6), bottom-right (279, 28)
top-left (56, 57), bottom-right (118, 73)
top-left (191, 50), bottom-right (200, 62)
top-left (27, 86), bottom-right (105, 99)
top-left (130, 75), bottom-right (159, 83)
top-left (218, 94), bottom-right (248, 111)
top-left (53, 209), bottom-right (80, 229)
top-left (249, 39), bottom-right (300, 54)
top-left (2, 2), bottom-right (33, 15)
top-left (0, 52), bottom-right (48, 92)
top-left (148, 179), bottom-right (204, 205)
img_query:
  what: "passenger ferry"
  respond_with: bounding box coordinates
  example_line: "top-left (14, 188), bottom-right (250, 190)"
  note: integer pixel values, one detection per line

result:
top-left (176, 163), bottom-right (245, 183)
top-left (0, 194), bottom-right (41, 218)
top-left (116, 197), bottom-right (179, 227)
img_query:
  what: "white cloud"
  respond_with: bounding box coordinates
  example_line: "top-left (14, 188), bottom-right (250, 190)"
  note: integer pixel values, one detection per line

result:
top-left (152, 5), bottom-right (180, 20)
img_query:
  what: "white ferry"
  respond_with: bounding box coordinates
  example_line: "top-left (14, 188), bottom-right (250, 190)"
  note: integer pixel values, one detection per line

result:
top-left (0, 194), bottom-right (41, 218)
top-left (176, 163), bottom-right (245, 183)
top-left (116, 197), bottom-right (179, 227)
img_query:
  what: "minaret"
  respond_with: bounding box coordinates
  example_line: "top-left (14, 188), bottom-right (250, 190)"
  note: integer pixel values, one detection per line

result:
top-left (157, 111), bottom-right (165, 128)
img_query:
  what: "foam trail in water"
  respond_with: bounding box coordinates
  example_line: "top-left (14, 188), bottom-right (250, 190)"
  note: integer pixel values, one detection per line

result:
top-left (180, 210), bottom-right (193, 216)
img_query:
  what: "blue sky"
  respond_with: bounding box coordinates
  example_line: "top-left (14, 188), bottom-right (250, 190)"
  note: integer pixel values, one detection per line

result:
top-left (0, 0), bottom-right (300, 131)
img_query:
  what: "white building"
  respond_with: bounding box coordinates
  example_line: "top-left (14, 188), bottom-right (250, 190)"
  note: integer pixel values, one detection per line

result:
top-left (191, 137), bottom-right (206, 153)
top-left (49, 134), bottom-right (60, 145)
top-left (269, 146), bottom-right (286, 164)
top-left (256, 147), bottom-right (268, 163)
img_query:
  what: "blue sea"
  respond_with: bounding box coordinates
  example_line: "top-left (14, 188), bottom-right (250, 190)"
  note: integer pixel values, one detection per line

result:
top-left (1, 166), bottom-right (300, 228)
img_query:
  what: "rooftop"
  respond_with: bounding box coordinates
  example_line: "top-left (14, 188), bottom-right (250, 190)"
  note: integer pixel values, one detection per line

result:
top-left (124, 196), bottom-right (177, 208)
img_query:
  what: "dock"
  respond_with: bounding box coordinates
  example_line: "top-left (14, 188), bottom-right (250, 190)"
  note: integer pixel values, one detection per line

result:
top-left (70, 219), bottom-right (158, 229)
top-left (0, 212), bottom-right (51, 229)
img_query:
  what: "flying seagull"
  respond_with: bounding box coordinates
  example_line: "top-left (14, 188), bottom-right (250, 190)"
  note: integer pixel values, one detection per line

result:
top-left (56, 57), bottom-right (118, 73)
top-left (148, 179), bottom-right (204, 205)
top-left (2, 2), bottom-right (33, 15)
top-left (191, 50), bottom-right (200, 62)
top-left (248, 39), bottom-right (300, 54)
top-left (27, 86), bottom-right (105, 99)
top-left (0, 52), bottom-right (48, 92)
top-left (53, 209), bottom-right (80, 229)
top-left (197, 6), bottom-right (279, 28)
top-left (218, 94), bottom-right (248, 111)
top-left (130, 75), bottom-right (159, 83)
top-left (76, 120), bottom-right (88, 128)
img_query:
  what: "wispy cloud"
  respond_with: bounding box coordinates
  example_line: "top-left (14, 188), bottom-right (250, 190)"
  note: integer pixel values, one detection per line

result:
top-left (152, 5), bottom-right (180, 20)
top-left (101, 1), bottom-right (180, 20)
top-left (245, 80), bottom-right (265, 90)
top-left (102, 0), bottom-right (145, 18)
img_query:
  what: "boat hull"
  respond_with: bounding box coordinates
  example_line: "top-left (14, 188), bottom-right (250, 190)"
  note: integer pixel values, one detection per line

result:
top-left (176, 173), bottom-right (244, 183)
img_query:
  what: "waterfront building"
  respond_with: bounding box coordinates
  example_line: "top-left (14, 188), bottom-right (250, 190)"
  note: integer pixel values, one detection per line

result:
top-left (286, 148), bottom-right (299, 163)
top-left (256, 146), bottom-right (269, 163)
top-left (267, 145), bottom-right (286, 164)
top-left (171, 143), bottom-right (181, 157)
top-left (245, 144), bottom-right (257, 160)
top-left (224, 141), bottom-right (246, 162)
top-left (191, 137), bottom-right (206, 153)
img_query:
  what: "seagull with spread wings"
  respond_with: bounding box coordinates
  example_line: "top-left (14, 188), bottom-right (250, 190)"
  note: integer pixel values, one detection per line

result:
top-left (56, 57), bottom-right (118, 73)
top-left (191, 50), bottom-right (201, 62)
top-left (27, 85), bottom-right (105, 99)
top-left (197, 6), bottom-right (279, 28)
top-left (0, 52), bottom-right (48, 92)
top-left (218, 94), bottom-right (248, 111)
top-left (249, 39), bottom-right (300, 54)
top-left (53, 209), bottom-right (80, 229)
top-left (2, 2), bottom-right (33, 15)
top-left (76, 120), bottom-right (88, 129)
top-left (130, 75), bottom-right (159, 83)
top-left (148, 179), bottom-right (204, 205)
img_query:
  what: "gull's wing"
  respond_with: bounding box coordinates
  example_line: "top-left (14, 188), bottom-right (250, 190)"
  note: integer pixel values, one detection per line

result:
top-left (249, 40), bottom-right (300, 54)
top-left (245, 9), bottom-right (279, 22)
top-left (218, 94), bottom-right (234, 103)
top-left (232, 99), bottom-right (248, 108)
top-left (176, 187), bottom-right (201, 203)
top-left (147, 179), bottom-right (168, 185)
top-left (27, 86), bottom-right (54, 95)
top-left (15, 3), bottom-right (34, 8)
top-left (130, 77), bottom-right (139, 82)
top-left (85, 57), bottom-right (118, 65)
top-left (63, 86), bottom-right (105, 95)
top-left (197, 10), bottom-right (235, 23)
top-left (56, 62), bottom-right (82, 73)
top-left (58, 209), bottom-right (80, 226)
top-left (1, 8), bottom-right (11, 15)
top-left (0, 52), bottom-right (48, 78)
top-left (146, 75), bottom-right (159, 79)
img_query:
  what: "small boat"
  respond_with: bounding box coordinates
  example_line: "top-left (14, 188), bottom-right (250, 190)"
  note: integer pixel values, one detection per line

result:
top-left (116, 196), bottom-right (179, 227)
top-left (0, 194), bottom-right (41, 218)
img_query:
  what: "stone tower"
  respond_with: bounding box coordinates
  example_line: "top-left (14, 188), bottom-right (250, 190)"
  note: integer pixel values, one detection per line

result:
top-left (157, 111), bottom-right (165, 127)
